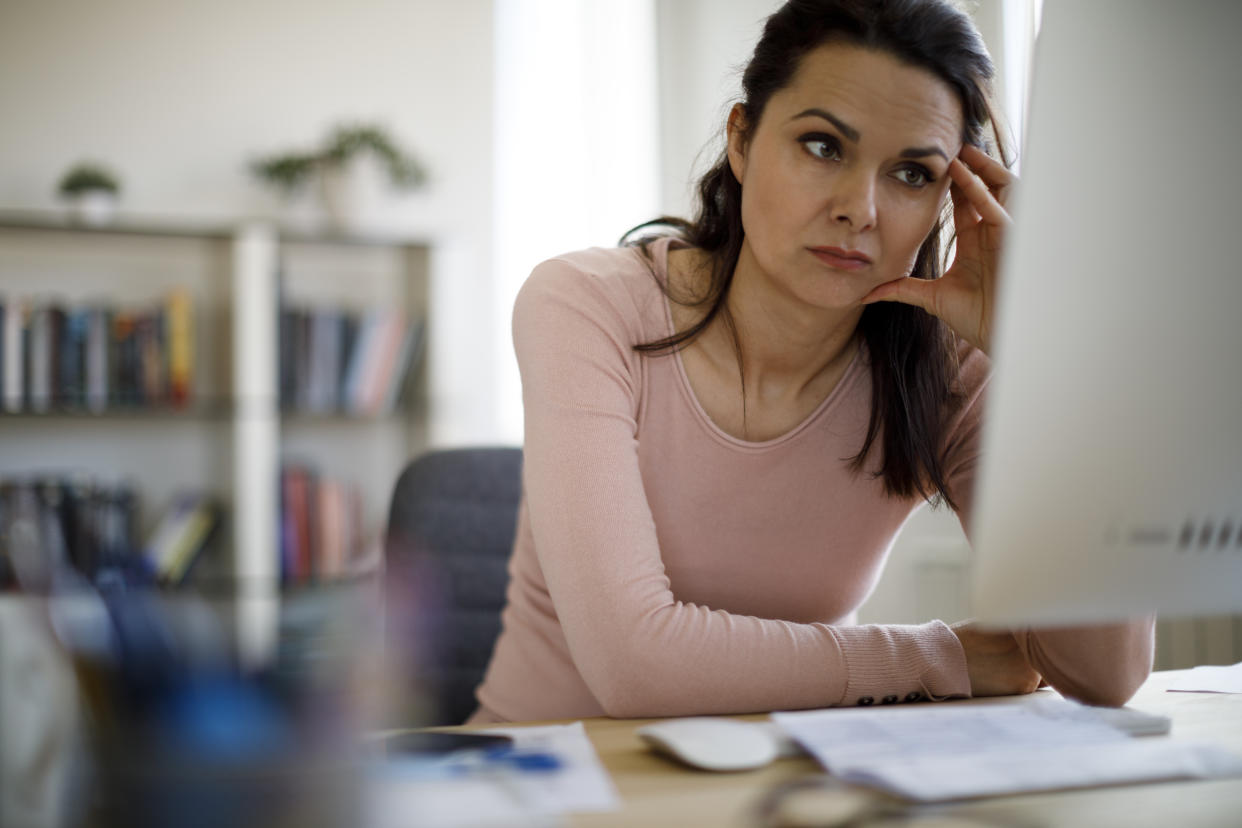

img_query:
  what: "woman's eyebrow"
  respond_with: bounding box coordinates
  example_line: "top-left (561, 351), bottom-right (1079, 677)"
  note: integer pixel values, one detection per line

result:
top-left (792, 107), bottom-right (859, 142)
top-left (792, 108), bottom-right (948, 162)
top-left (900, 146), bottom-right (949, 162)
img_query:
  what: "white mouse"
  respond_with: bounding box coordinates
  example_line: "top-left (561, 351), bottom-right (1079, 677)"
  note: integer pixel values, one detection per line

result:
top-left (636, 717), bottom-right (779, 772)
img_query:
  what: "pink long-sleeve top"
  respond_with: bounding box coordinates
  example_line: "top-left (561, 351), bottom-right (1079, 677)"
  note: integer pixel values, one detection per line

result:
top-left (471, 237), bottom-right (1154, 723)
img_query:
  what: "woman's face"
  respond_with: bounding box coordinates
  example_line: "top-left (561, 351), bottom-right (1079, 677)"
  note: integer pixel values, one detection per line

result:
top-left (728, 42), bottom-right (964, 310)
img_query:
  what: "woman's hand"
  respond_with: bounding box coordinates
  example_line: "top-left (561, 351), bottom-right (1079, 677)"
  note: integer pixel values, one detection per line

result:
top-left (862, 144), bottom-right (1015, 355)
top-left (951, 621), bottom-right (1042, 698)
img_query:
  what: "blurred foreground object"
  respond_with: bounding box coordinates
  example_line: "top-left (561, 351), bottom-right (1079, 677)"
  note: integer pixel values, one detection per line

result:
top-left (59, 585), bottom-right (374, 828)
top-left (0, 596), bottom-right (84, 828)
top-left (2, 505), bottom-right (381, 828)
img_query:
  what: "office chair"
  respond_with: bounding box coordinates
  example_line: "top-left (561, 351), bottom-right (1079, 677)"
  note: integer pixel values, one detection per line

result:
top-left (384, 447), bottom-right (522, 726)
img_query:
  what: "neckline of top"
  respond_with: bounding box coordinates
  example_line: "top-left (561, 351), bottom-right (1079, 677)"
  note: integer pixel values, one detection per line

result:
top-left (645, 235), bottom-right (865, 452)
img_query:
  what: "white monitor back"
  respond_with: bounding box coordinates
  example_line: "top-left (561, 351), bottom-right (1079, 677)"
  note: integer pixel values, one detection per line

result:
top-left (970, 0), bottom-right (1242, 626)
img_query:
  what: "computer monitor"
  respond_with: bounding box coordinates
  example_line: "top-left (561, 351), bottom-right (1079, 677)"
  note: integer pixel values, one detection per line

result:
top-left (970, 0), bottom-right (1242, 627)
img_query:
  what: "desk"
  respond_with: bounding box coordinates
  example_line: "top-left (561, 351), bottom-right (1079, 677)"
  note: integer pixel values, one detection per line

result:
top-left (463, 670), bottom-right (1242, 828)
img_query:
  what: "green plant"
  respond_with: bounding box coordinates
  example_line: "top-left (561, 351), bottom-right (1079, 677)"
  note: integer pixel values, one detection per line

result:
top-left (322, 124), bottom-right (427, 189)
top-left (57, 163), bottom-right (120, 197)
top-left (250, 152), bottom-right (319, 194)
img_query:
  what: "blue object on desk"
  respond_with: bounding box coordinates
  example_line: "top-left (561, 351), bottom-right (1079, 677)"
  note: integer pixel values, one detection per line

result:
top-left (379, 744), bottom-right (564, 782)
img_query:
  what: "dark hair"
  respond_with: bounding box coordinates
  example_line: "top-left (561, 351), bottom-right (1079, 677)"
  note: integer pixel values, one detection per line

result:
top-left (624, 0), bottom-right (1005, 510)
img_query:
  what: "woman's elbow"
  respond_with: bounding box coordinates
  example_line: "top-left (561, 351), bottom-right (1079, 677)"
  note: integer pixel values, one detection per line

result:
top-left (1054, 620), bottom-right (1156, 707)
top-left (1064, 666), bottom-right (1148, 707)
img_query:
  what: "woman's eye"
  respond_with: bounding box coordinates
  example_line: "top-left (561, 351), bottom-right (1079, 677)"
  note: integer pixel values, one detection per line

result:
top-left (894, 166), bottom-right (933, 188)
top-left (799, 135), bottom-right (841, 161)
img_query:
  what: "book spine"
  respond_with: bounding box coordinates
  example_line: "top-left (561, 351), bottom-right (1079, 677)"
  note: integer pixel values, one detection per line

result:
top-left (359, 312), bottom-right (404, 415)
top-left (382, 317), bottom-right (426, 414)
top-left (85, 307), bottom-right (109, 412)
top-left (0, 300), bottom-right (5, 400)
top-left (308, 309), bottom-right (342, 413)
top-left (279, 307), bottom-right (296, 410)
top-left (112, 312), bottom-right (135, 407)
top-left (338, 312), bottom-right (357, 411)
top-left (48, 305), bottom-right (65, 408)
top-left (320, 311), bottom-right (343, 412)
top-left (20, 312), bottom-right (30, 410)
top-left (343, 311), bottom-right (380, 413)
top-left (280, 469), bottom-right (296, 581)
top-left (30, 307), bottom-right (51, 411)
top-left (166, 289), bottom-right (193, 408)
top-left (62, 309), bottom-right (88, 409)
top-left (2, 301), bottom-right (22, 411)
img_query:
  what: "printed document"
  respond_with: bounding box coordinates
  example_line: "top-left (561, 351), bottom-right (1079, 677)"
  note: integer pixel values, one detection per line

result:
top-left (773, 696), bottom-right (1242, 802)
top-left (1167, 661), bottom-right (1242, 694)
top-left (369, 721), bottom-right (619, 828)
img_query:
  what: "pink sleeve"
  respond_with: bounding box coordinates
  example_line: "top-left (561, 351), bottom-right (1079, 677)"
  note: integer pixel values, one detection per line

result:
top-left (513, 259), bottom-right (971, 718)
top-left (944, 346), bottom-right (1156, 707)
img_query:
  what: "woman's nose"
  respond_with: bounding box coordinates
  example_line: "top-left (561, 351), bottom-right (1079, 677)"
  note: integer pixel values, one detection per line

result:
top-left (830, 170), bottom-right (877, 231)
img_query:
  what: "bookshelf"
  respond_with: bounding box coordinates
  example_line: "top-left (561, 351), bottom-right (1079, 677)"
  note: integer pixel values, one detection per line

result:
top-left (0, 211), bottom-right (432, 665)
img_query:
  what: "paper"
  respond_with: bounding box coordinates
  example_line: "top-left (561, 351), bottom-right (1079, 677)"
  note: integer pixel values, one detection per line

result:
top-left (480, 722), bottom-right (621, 814)
top-left (1167, 661), bottom-right (1242, 693)
top-left (367, 722), bottom-right (619, 828)
top-left (773, 697), bottom-right (1242, 802)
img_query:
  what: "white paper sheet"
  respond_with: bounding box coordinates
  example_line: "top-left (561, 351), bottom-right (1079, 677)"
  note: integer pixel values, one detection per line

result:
top-left (773, 697), bottom-right (1242, 802)
top-left (1167, 661), bottom-right (1242, 693)
top-left (367, 721), bottom-right (619, 828)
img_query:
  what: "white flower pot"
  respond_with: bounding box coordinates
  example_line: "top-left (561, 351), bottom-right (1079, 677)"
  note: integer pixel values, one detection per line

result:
top-left (69, 191), bottom-right (118, 227)
top-left (320, 152), bottom-right (389, 234)
top-left (277, 187), bottom-right (325, 235)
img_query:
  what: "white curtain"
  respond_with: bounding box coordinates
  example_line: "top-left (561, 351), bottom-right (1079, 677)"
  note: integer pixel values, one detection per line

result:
top-left (493, 0), bottom-right (661, 443)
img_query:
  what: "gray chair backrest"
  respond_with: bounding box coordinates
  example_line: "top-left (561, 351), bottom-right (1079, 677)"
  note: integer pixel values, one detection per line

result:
top-left (384, 447), bottom-right (522, 725)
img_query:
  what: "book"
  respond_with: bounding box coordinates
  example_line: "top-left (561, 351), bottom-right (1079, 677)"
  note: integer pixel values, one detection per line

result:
top-left (0, 293), bottom-right (195, 413)
top-left (281, 465), bottom-right (315, 583)
top-left (279, 307), bottom-right (298, 409)
top-left (316, 478), bottom-right (345, 578)
top-left (382, 317), bottom-right (426, 414)
top-left (85, 307), bottom-right (110, 412)
top-left (307, 309), bottom-right (343, 412)
top-left (354, 311), bottom-right (405, 415)
top-left (166, 289), bottom-right (193, 408)
top-left (61, 309), bottom-right (89, 409)
top-left (341, 309), bottom-right (382, 413)
top-left (2, 300), bottom-right (22, 411)
top-left (144, 492), bottom-right (220, 584)
top-left (29, 306), bottom-right (52, 411)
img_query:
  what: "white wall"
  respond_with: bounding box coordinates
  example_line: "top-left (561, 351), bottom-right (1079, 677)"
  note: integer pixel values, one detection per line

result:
top-left (0, 0), bottom-right (492, 229)
top-left (656, 0), bottom-right (781, 220)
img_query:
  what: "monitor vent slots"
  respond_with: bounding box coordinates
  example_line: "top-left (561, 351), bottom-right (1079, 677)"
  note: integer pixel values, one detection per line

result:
top-left (1175, 518), bottom-right (1242, 552)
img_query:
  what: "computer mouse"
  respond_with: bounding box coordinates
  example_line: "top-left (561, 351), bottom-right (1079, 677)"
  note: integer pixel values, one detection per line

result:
top-left (636, 717), bottom-right (779, 772)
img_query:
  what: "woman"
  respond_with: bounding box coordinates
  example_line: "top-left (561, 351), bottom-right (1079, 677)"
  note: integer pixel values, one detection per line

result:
top-left (469, 0), bottom-right (1154, 723)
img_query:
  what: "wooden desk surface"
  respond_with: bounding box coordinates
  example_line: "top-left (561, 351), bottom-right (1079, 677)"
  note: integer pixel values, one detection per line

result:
top-left (468, 670), bottom-right (1242, 828)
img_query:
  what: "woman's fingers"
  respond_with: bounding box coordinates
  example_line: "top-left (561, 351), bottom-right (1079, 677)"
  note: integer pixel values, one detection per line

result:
top-left (949, 158), bottom-right (1010, 227)
top-left (951, 181), bottom-right (981, 233)
top-left (959, 143), bottom-right (1016, 195)
top-left (860, 274), bottom-right (938, 314)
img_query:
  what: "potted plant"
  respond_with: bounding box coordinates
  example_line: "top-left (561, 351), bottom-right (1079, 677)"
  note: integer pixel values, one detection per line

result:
top-left (251, 152), bottom-right (321, 231)
top-left (57, 162), bottom-right (121, 226)
top-left (318, 124), bottom-right (428, 233)
top-left (252, 152), bottom-right (318, 194)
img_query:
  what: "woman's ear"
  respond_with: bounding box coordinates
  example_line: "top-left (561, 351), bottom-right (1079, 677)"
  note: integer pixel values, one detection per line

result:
top-left (726, 103), bottom-right (749, 184)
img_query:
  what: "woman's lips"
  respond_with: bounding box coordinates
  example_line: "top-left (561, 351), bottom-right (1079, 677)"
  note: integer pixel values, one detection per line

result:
top-left (809, 246), bottom-right (872, 271)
